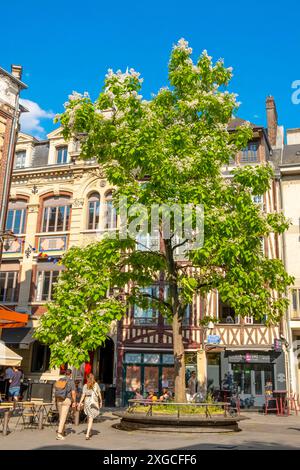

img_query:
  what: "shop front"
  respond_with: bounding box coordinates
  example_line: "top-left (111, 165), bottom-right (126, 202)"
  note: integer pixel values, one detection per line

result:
top-left (222, 349), bottom-right (286, 408)
top-left (122, 352), bottom-right (175, 405)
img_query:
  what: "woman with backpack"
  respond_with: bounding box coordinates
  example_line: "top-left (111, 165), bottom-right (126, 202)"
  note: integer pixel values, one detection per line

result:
top-left (78, 373), bottom-right (102, 439)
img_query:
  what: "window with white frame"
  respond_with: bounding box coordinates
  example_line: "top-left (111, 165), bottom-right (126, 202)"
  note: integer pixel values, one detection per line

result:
top-left (14, 150), bottom-right (26, 169)
top-left (0, 271), bottom-right (18, 302)
top-left (6, 200), bottom-right (27, 234)
top-left (87, 193), bottom-right (100, 230)
top-left (133, 286), bottom-right (159, 325)
top-left (104, 192), bottom-right (117, 229)
top-left (42, 197), bottom-right (71, 232)
top-left (240, 142), bottom-right (259, 163)
top-left (35, 269), bottom-right (60, 301)
top-left (56, 146), bottom-right (68, 164)
top-left (218, 300), bottom-right (238, 323)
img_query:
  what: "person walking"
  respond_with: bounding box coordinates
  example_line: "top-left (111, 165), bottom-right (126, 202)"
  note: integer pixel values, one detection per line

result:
top-left (55, 369), bottom-right (76, 441)
top-left (4, 366), bottom-right (13, 400)
top-left (78, 373), bottom-right (102, 440)
top-left (8, 367), bottom-right (22, 403)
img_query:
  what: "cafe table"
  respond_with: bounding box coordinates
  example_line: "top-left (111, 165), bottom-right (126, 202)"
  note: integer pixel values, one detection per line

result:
top-left (18, 401), bottom-right (55, 430)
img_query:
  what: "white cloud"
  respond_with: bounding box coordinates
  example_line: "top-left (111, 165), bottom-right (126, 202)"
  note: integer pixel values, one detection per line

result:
top-left (19, 99), bottom-right (55, 138)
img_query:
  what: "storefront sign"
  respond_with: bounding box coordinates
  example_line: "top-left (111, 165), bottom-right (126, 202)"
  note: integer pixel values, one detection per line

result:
top-left (207, 335), bottom-right (221, 344)
top-left (227, 352), bottom-right (272, 363)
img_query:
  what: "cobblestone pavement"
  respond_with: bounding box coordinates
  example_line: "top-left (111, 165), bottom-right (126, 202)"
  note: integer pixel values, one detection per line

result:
top-left (1, 409), bottom-right (300, 450)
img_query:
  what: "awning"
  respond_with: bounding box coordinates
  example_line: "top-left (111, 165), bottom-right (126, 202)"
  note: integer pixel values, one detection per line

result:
top-left (0, 306), bottom-right (28, 329)
top-left (1, 328), bottom-right (34, 349)
top-left (0, 342), bottom-right (22, 366)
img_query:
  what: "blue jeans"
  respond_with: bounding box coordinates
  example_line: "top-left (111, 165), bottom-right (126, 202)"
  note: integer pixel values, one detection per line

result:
top-left (9, 386), bottom-right (20, 398)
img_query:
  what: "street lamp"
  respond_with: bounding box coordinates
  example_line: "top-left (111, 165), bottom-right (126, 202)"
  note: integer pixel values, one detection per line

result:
top-left (0, 230), bottom-right (17, 253)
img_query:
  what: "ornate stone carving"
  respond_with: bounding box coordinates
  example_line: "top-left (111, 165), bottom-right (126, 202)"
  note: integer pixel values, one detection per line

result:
top-left (72, 198), bottom-right (84, 208)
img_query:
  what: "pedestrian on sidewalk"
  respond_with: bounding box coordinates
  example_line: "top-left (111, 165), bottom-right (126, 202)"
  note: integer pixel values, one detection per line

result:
top-left (55, 368), bottom-right (76, 440)
top-left (78, 373), bottom-right (102, 440)
top-left (8, 367), bottom-right (23, 403)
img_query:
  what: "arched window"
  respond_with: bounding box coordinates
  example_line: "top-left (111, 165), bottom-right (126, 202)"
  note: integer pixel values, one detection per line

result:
top-left (104, 191), bottom-right (117, 229)
top-left (87, 192), bottom-right (100, 230)
top-left (56, 146), bottom-right (68, 164)
top-left (41, 196), bottom-right (71, 232)
top-left (6, 199), bottom-right (27, 234)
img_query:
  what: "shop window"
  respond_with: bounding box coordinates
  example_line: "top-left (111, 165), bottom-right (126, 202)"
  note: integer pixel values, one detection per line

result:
top-left (207, 353), bottom-right (221, 391)
top-left (36, 270), bottom-right (60, 301)
top-left (125, 365), bottom-right (141, 392)
top-left (124, 353), bottom-right (142, 364)
top-left (144, 354), bottom-right (160, 364)
top-left (31, 341), bottom-right (50, 372)
top-left (42, 196), bottom-right (71, 232)
top-left (87, 192), bottom-right (100, 230)
top-left (162, 354), bottom-right (174, 365)
top-left (56, 146), bottom-right (68, 164)
top-left (0, 271), bottom-right (18, 302)
top-left (6, 200), bottom-right (27, 234)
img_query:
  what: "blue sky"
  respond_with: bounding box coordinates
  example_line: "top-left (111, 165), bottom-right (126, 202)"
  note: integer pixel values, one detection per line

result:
top-left (2, 0), bottom-right (300, 139)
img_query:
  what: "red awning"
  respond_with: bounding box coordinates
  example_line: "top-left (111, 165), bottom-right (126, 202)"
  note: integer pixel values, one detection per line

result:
top-left (0, 307), bottom-right (28, 328)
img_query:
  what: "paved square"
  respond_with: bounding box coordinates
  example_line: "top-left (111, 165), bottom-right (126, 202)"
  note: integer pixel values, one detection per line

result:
top-left (1, 410), bottom-right (300, 450)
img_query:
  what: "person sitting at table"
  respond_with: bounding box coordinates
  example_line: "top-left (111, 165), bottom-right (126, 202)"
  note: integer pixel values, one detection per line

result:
top-left (147, 390), bottom-right (158, 402)
top-left (159, 388), bottom-right (172, 402)
top-left (134, 388), bottom-right (143, 400)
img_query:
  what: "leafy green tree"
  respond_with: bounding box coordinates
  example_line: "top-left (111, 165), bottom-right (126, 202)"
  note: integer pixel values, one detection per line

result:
top-left (36, 39), bottom-right (293, 402)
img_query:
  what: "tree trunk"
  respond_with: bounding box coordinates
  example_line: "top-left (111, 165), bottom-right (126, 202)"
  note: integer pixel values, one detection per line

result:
top-left (164, 237), bottom-right (187, 403)
top-left (172, 311), bottom-right (186, 402)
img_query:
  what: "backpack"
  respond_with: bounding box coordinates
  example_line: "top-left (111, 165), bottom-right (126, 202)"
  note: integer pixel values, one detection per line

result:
top-left (54, 378), bottom-right (69, 400)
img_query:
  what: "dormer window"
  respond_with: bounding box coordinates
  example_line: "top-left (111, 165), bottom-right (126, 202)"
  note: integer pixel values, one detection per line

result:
top-left (56, 146), bottom-right (68, 164)
top-left (15, 150), bottom-right (26, 169)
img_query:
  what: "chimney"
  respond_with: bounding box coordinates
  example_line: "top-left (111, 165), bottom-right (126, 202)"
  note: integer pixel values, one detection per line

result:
top-left (11, 64), bottom-right (23, 80)
top-left (266, 95), bottom-right (278, 147)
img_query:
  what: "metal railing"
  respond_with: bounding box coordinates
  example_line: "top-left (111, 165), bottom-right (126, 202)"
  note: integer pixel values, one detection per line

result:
top-left (127, 399), bottom-right (235, 419)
